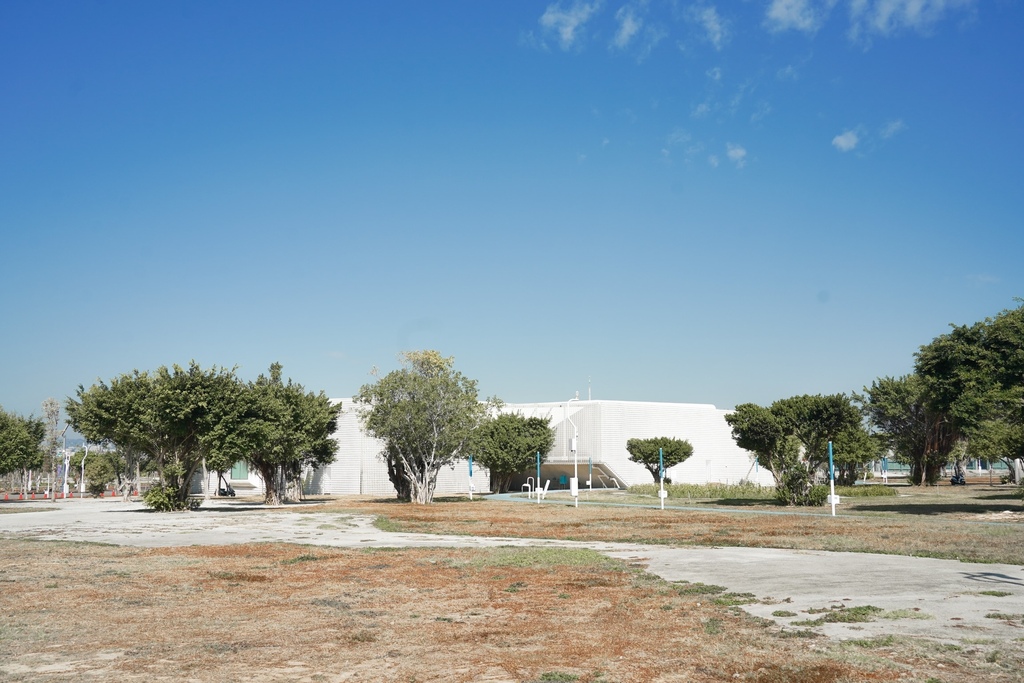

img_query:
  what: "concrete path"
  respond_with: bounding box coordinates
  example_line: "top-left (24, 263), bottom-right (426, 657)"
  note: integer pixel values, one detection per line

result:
top-left (3, 498), bottom-right (1023, 644)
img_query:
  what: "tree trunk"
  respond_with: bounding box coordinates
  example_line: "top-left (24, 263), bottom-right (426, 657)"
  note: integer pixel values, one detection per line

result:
top-left (257, 463), bottom-right (283, 506)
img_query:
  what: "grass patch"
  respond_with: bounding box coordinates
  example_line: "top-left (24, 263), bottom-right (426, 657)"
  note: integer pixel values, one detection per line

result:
top-left (712, 592), bottom-right (758, 606)
top-left (629, 481), bottom-right (773, 500)
top-left (881, 608), bottom-right (932, 620)
top-left (466, 546), bottom-right (624, 570)
top-left (793, 605), bottom-right (883, 626)
top-left (835, 485), bottom-right (898, 497)
top-left (703, 617), bottom-right (724, 635)
top-left (980, 590), bottom-right (1013, 597)
top-left (209, 571), bottom-right (270, 582)
top-left (372, 516), bottom-right (404, 532)
top-left (674, 581), bottom-right (727, 596)
top-left (281, 553), bottom-right (322, 565)
top-left (772, 610), bottom-right (798, 617)
top-left (535, 673), bottom-right (579, 682)
top-left (985, 612), bottom-right (1024, 621)
top-left (847, 635), bottom-right (898, 648)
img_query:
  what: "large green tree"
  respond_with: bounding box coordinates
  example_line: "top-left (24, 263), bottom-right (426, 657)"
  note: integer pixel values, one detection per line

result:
top-left (68, 362), bottom-right (337, 508)
top-left (856, 303), bottom-right (1024, 486)
top-left (472, 412), bottom-right (555, 493)
top-left (68, 363), bottom-right (237, 505)
top-left (356, 351), bottom-right (489, 504)
top-left (625, 436), bottom-right (694, 483)
top-left (726, 394), bottom-right (873, 504)
top-left (859, 375), bottom-right (947, 485)
top-left (205, 364), bottom-right (340, 506)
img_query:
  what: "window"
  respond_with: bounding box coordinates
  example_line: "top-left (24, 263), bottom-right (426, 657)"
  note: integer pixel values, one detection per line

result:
top-left (230, 461), bottom-right (248, 481)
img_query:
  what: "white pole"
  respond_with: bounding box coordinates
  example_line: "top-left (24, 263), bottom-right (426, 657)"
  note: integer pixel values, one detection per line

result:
top-left (79, 443), bottom-right (90, 497)
top-left (567, 394), bottom-right (579, 508)
top-left (829, 441), bottom-right (837, 517)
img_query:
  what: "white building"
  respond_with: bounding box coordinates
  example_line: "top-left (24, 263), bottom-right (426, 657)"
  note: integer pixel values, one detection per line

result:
top-left (301, 398), bottom-right (771, 497)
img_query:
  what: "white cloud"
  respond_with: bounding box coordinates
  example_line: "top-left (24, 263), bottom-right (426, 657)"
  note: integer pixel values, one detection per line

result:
top-left (708, 154), bottom-right (720, 168)
top-left (848, 0), bottom-right (976, 40)
top-left (881, 119), bottom-right (907, 138)
top-left (690, 5), bottom-right (729, 50)
top-left (750, 101), bottom-right (773, 123)
top-left (706, 66), bottom-right (722, 81)
top-left (540, 1), bottom-right (603, 51)
top-left (726, 143), bottom-right (747, 168)
top-left (765, 0), bottom-right (835, 33)
top-left (832, 129), bottom-right (860, 152)
top-left (635, 26), bottom-right (667, 61)
top-left (692, 101), bottom-right (712, 118)
top-left (666, 128), bottom-right (691, 146)
top-left (776, 64), bottom-right (799, 80)
top-left (612, 5), bottom-right (642, 49)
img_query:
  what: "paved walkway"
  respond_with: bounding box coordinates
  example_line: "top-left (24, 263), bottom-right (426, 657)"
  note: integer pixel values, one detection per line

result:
top-left (3, 497), bottom-right (1023, 643)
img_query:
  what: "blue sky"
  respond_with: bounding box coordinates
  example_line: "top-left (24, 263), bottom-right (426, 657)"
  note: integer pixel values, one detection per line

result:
top-left (2, 0), bottom-right (1022, 422)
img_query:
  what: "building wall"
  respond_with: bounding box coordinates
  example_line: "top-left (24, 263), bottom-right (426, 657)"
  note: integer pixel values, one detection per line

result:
top-left (308, 398), bottom-right (771, 495)
top-left (500, 400), bottom-right (774, 488)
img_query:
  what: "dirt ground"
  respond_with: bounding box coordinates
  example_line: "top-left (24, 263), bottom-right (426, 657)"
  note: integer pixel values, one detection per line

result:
top-left (2, 538), bottom-right (1019, 683)
top-left (3, 487), bottom-right (1024, 682)
top-left (327, 488), bottom-right (1024, 565)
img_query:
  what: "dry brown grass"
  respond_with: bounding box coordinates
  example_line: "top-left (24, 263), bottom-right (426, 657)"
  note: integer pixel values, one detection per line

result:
top-left (322, 489), bottom-right (1024, 565)
top-left (0, 537), bottom-right (1017, 682)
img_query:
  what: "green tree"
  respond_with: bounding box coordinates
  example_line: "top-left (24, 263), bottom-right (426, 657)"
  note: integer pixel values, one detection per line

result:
top-left (859, 375), bottom-right (946, 485)
top-left (68, 363), bottom-right (237, 506)
top-left (472, 412), bottom-right (555, 493)
top-left (881, 301), bottom-right (1024, 484)
top-left (0, 408), bottom-right (44, 483)
top-left (726, 394), bottom-right (869, 504)
top-left (205, 363), bottom-right (340, 506)
top-left (67, 371), bottom-right (153, 500)
top-left (356, 351), bottom-right (489, 504)
top-left (625, 436), bottom-right (695, 483)
top-left (82, 448), bottom-right (118, 497)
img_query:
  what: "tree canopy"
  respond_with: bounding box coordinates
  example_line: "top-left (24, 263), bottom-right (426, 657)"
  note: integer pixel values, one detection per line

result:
top-left (472, 412), bottom-right (555, 493)
top-left (67, 362), bottom-right (339, 508)
top-left (355, 350), bottom-right (489, 504)
top-left (0, 407), bottom-right (44, 478)
top-left (625, 436), bottom-right (694, 483)
top-left (862, 301), bottom-right (1024, 484)
top-left (726, 393), bottom-right (874, 504)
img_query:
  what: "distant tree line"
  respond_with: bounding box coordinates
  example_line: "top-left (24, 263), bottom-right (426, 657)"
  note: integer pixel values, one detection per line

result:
top-left (861, 301), bottom-right (1024, 485)
top-left (726, 300), bottom-right (1024, 504)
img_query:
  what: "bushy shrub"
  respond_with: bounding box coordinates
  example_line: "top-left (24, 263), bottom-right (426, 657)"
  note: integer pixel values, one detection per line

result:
top-left (142, 484), bottom-right (199, 512)
top-left (807, 484), bottom-right (829, 506)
